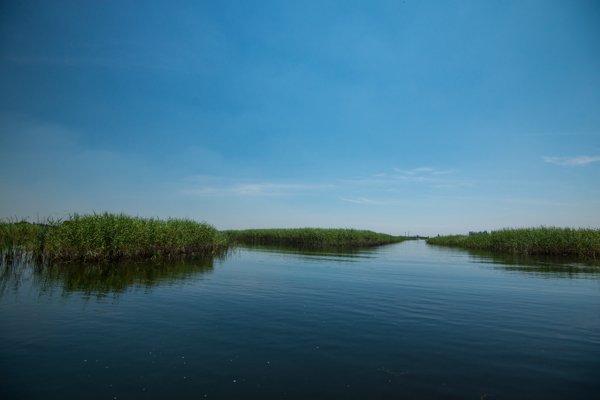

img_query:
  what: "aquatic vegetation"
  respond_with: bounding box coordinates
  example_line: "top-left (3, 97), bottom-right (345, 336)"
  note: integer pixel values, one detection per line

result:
top-left (1, 213), bottom-right (405, 263)
top-left (427, 227), bottom-right (600, 259)
top-left (1, 213), bottom-right (227, 262)
top-left (0, 219), bottom-right (50, 250)
top-left (224, 228), bottom-right (406, 246)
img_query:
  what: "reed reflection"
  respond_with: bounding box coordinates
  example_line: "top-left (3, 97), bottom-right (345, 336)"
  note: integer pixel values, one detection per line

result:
top-left (238, 243), bottom-right (380, 263)
top-left (0, 254), bottom-right (225, 299)
top-left (429, 244), bottom-right (600, 279)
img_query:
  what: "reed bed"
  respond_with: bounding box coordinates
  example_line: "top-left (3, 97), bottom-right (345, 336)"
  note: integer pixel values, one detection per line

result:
top-left (2, 213), bottom-right (407, 263)
top-left (1, 213), bottom-right (227, 262)
top-left (224, 228), bottom-right (405, 246)
top-left (426, 227), bottom-right (600, 258)
top-left (0, 220), bottom-right (49, 250)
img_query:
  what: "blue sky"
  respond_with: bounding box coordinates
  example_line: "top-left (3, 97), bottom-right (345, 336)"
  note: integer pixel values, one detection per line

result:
top-left (1, 0), bottom-right (599, 235)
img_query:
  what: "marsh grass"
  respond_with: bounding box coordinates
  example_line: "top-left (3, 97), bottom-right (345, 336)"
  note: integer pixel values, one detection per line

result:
top-left (1, 213), bottom-right (227, 262)
top-left (2, 213), bottom-right (406, 263)
top-left (224, 228), bottom-right (405, 246)
top-left (427, 227), bottom-right (600, 259)
top-left (0, 219), bottom-right (49, 250)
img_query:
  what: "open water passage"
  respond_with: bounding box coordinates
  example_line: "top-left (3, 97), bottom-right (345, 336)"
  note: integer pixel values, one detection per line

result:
top-left (1, 240), bottom-right (599, 399)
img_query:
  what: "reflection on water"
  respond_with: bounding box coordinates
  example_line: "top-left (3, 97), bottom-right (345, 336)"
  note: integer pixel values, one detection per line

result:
top-left (0, 255), bottom-right (221, 299)
top-left (238, 243), bottom-right (380, 263)
top-left (2, 244), bottom-right (597, 302)
top-left (428, 243), bottom-right (600, 279)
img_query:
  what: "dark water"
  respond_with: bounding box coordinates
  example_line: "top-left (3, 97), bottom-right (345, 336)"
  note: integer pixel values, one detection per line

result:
top-left (1, 241), bottom-right (599, 399)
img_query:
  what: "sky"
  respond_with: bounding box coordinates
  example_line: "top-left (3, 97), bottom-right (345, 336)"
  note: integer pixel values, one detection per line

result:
top-left (1, 0), bottom-right (599, 236)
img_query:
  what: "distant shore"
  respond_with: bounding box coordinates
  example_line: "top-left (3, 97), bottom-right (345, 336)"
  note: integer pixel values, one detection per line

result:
top-left (224, 228), bottom-right (408, 247)
top-left (426, 227), bottom-right (599, 259)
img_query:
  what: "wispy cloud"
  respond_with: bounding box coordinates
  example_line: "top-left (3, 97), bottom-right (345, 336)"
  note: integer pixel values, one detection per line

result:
top-left (232, 183), bottom-right (316, 195)
top-left (340, 167), bottom-right (466, 188)
top-left (390, 175), bottom-right (432, 182)
top-left (182, 181), bottom-right (332, 197)
top-left (340, 197), bottom-right (398, 206)
top-left (543, 155), bottom-right (600, 166)
top-left (339, 175), bottom-right (431, 185)
top-left (394, 167), bottom-right (455, 176)
top-left (395, 167), bottom-right (433, 175)
top-left (337, 178), bottom-right (394, 185)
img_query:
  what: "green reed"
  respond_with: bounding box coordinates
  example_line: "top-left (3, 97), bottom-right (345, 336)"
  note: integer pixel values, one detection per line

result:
top-left (224, 228), bottom-right (406, 246)
top-left (426, 227), bottom-right (600, 258)
top-left (0, 219), bottom-right (50, 250)
top-left (1, 213), bottom-right (227, 262)
top-left (2, 213), bottom-right (408, 263)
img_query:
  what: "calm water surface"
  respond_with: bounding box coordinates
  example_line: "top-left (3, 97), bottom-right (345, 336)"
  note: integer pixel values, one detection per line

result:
top-left (1, 241), bottom-right (599, 399)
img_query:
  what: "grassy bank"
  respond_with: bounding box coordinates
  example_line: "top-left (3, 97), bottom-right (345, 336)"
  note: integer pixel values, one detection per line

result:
top-left (224, 228), bottom-right (406, 246)
top-left (1, 213), bottom-right (227, 262)
top-left (427, 227), bottom-right (600, 258)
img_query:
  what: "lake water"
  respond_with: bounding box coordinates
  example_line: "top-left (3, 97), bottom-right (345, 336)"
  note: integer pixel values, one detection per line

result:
top-left (1, 240), bottom-right (599, 399)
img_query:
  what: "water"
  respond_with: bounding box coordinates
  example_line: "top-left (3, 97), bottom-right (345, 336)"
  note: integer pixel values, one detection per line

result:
top-left (1, 241), bottom-right (598, 399)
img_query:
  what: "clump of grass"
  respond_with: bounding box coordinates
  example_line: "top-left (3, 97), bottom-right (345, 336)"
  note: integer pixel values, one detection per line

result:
top-left (2, 213), bottom-right (228, 262)
top-left (224, 228), bottom-right (405, 247)
top-left (0, 219), bottom-right (49, 250)
top-left (427, 227), bottom-right (600, 258)
top-left (42, 213), bottom-right (227, 262)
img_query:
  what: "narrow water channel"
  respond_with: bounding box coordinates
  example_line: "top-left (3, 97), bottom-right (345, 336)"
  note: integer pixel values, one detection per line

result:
top-left (1, 241), bottom-right (598, 399)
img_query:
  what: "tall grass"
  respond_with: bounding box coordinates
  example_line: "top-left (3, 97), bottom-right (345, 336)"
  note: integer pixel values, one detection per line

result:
top-left (224, 228), bottom-right (405, 246)
top-left (2, 213), bottom-right (407, 263)
top-left (1, 213), bottom-right (227, 262)
top-left (0, 220), bottom-right (49, 250)
top-left (426, 227), bottom-right (600, 258)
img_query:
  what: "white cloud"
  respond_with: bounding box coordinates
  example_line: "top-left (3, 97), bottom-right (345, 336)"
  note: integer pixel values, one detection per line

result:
top-left (340, 167), bottom-right (462, 187)
top-left (543, 155), bottom-right (600, 166)
top-left (391, 175), bottom-right (431, 182)
top-left (395, 167), bottom-right (433, 175)
top-left (394, 167), bottom-right (455, 176)
top-left (232, 183), bottom-right (312, 195)
top-left (182, 181), bottom-right (332, 197)
top-left (340, 197), bottom-right (395, 205)
top-left (337, 178), bottom-right (392, 185)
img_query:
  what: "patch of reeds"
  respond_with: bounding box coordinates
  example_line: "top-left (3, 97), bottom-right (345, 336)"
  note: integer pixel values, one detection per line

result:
top-left (0, 219), bottom-right (50, 250)
top-left (426, 227), bottom-right (600, 258)
top-left (1, 213), bottom-right (228, 262)
top-left (2, 213), bottom-right (409, 263)
top-left (224, 228), bottom-right (406, 246)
